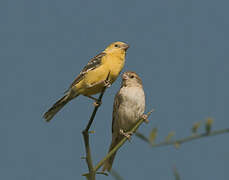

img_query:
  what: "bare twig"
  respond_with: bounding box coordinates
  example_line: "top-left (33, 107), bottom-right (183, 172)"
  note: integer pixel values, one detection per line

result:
top-left (82, 72), bottom-right (110, 180)
top-left (110, 169), bottom-right (125, 180)
top-left (94, 109), bottom-right (154, 172)
top-left (136, 128), bottom-right (229, 148)
top-left (82, 131), bottom-right (95, 180)
top-left (173, 166), bottom-right (181, 180)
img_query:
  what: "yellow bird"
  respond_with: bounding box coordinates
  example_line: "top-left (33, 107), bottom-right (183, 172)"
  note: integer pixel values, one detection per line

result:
top-left (43, 41), bottom-right (129, 122)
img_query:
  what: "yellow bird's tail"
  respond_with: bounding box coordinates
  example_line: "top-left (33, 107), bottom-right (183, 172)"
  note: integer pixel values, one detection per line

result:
top-left (43, 94), bottom-right (78, 122)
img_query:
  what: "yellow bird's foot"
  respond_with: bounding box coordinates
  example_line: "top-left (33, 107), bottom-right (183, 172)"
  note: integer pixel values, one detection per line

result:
top-left (85, 95), bottom-right (102, 107)
top-left (103, 79), bottom-right (111, 88)
top-left (93, 100), bottom-right (102, 107)
top-left (87, 79), bottom-right (111, 88)
top-left (120, 129), bottom-right (133, 141)
top-left (141, 114), bottom-right (149, 123)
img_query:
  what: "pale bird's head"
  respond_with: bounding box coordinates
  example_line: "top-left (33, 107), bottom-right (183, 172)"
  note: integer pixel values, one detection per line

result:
top-left (104, 41), bottom-right (129, 54)
top-left (121, 71), bottom-right (142, 87)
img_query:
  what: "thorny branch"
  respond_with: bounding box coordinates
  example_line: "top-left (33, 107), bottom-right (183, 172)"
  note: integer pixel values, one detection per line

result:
top-left (94, 109), bottom-right (154, 172)
top-left (82, 72), bottom-right (110, 180)
top-left (82, 106), bottom-right (154, 179)
top-left (136, 128), bottom-right (229, 148)
top-left (110, 126), bottom-right (229, 180)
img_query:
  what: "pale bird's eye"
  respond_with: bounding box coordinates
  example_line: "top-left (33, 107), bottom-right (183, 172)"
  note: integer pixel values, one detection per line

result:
top-left (130, 75), bottom-right (134, 79)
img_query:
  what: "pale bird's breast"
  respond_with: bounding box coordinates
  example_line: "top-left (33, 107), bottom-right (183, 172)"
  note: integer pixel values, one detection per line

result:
top-left (117, 86), bottom-right (145, 131)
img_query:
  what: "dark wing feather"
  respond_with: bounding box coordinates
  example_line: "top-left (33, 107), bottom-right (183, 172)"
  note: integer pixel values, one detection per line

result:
top-left (69, 52), bottom-right (106, 89)
top-left (112, 92), bottom-right (123, 133)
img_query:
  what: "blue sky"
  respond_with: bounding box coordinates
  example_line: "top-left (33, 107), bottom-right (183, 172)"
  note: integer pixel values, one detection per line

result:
top-left (1, 0), bottom-right (229, 179)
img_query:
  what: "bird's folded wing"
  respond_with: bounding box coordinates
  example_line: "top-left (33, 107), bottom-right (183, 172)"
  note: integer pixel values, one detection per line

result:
top-left (112, 92), bottom-right (123, 133)
top-left (68, 52), bottom-right (106, 89)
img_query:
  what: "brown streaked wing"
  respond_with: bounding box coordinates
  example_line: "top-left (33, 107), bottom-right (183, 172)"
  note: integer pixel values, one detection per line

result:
top-left (112, 92), bottom-right (123, 133)
top-left (69, 52), bottom-right (106, 89)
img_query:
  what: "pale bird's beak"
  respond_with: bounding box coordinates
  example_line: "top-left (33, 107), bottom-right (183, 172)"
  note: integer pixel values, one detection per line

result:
top-left (122, 73), bottom-right (128, 80)
top-left (121, 44), bottom-right (129, 51)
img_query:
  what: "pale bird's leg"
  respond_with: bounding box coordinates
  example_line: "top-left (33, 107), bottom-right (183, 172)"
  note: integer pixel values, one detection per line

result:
top-left (119, 129), bottom-right (133, 142)
top-left (141, 114), bottom-right (149, 124)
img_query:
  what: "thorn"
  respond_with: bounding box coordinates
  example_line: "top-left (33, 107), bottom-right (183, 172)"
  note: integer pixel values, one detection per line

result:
top-left (96, 171), bottom-right (109, 176)
top-left (82, 173), bottom-right (89, 177)
top-left (141, 114), bottom-right (149, 123)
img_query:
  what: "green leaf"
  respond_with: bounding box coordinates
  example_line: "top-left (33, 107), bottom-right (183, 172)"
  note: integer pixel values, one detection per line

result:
top-left (149, 128), bottom-right (158, 144)
top-left (165, 131), bottom-right (175, 142)
top-left (89, 130), bottom-right (95, 134)
top-left (173, 166), bottom-right (181, 180)
top-left (191, 121), bottom-right (202, 134)
top-left (205, 118), bottom-right (214, 134)
top-left (174, 142), bottom-right (180, 149)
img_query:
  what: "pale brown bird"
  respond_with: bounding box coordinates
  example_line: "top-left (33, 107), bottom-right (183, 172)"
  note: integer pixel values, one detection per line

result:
top-left (43, 41), bottom-right (129, 122)
top-left (102, 71), bottom-right (146, 172)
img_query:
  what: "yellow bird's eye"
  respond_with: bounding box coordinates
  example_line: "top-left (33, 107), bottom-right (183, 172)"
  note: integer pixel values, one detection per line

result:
top-left (114, 44), bottom-right (119, 47)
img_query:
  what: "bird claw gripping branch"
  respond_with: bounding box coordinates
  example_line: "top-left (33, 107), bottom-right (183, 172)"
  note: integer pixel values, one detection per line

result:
top-left (119, 129), bottom-right (133, 142)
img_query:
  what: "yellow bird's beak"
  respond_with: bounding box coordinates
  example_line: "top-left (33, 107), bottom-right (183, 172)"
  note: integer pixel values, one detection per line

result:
top-left (121, 44), bottom-right (129, 51)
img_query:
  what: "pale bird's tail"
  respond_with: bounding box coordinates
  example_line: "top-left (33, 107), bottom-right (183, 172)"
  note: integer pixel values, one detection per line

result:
top-left (43, 94), bottom-right (78, 122)
top-left (102, 136), bottom-right (121, 172)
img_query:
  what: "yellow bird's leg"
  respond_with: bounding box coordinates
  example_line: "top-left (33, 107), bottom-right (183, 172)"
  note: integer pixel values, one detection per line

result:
top-left (87, 79), bottom-right (111, 88)
top-left (85, 95), bottom-right (102, 107)
top-left (103, 79), bottom-right (111, 88)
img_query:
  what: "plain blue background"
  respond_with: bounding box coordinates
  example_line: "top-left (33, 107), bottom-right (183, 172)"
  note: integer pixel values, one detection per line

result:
top-left (1, 0), bottom-right (229, 179)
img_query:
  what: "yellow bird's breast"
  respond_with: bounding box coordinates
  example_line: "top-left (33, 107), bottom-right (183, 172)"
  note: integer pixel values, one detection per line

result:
top-left (75, 53), bottom-right (125, 96)
top-left (106, 54), bottom-right (125, 83)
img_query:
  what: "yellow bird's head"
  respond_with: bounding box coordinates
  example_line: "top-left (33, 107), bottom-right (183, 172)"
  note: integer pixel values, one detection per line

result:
top-left (104, 41), bottom-right (129, 54)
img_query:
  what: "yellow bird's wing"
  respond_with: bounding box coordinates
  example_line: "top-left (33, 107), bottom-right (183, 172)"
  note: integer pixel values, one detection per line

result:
top-left (68, 52), bottom-right (106, 90)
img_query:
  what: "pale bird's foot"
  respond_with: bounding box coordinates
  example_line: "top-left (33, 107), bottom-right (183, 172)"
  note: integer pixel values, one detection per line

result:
top-left (103, 80), bottom-right (111, 88)
top-left (141, 114), bottom-right (149, 124)
top-left (120, 129), bottom-right (133, 141)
